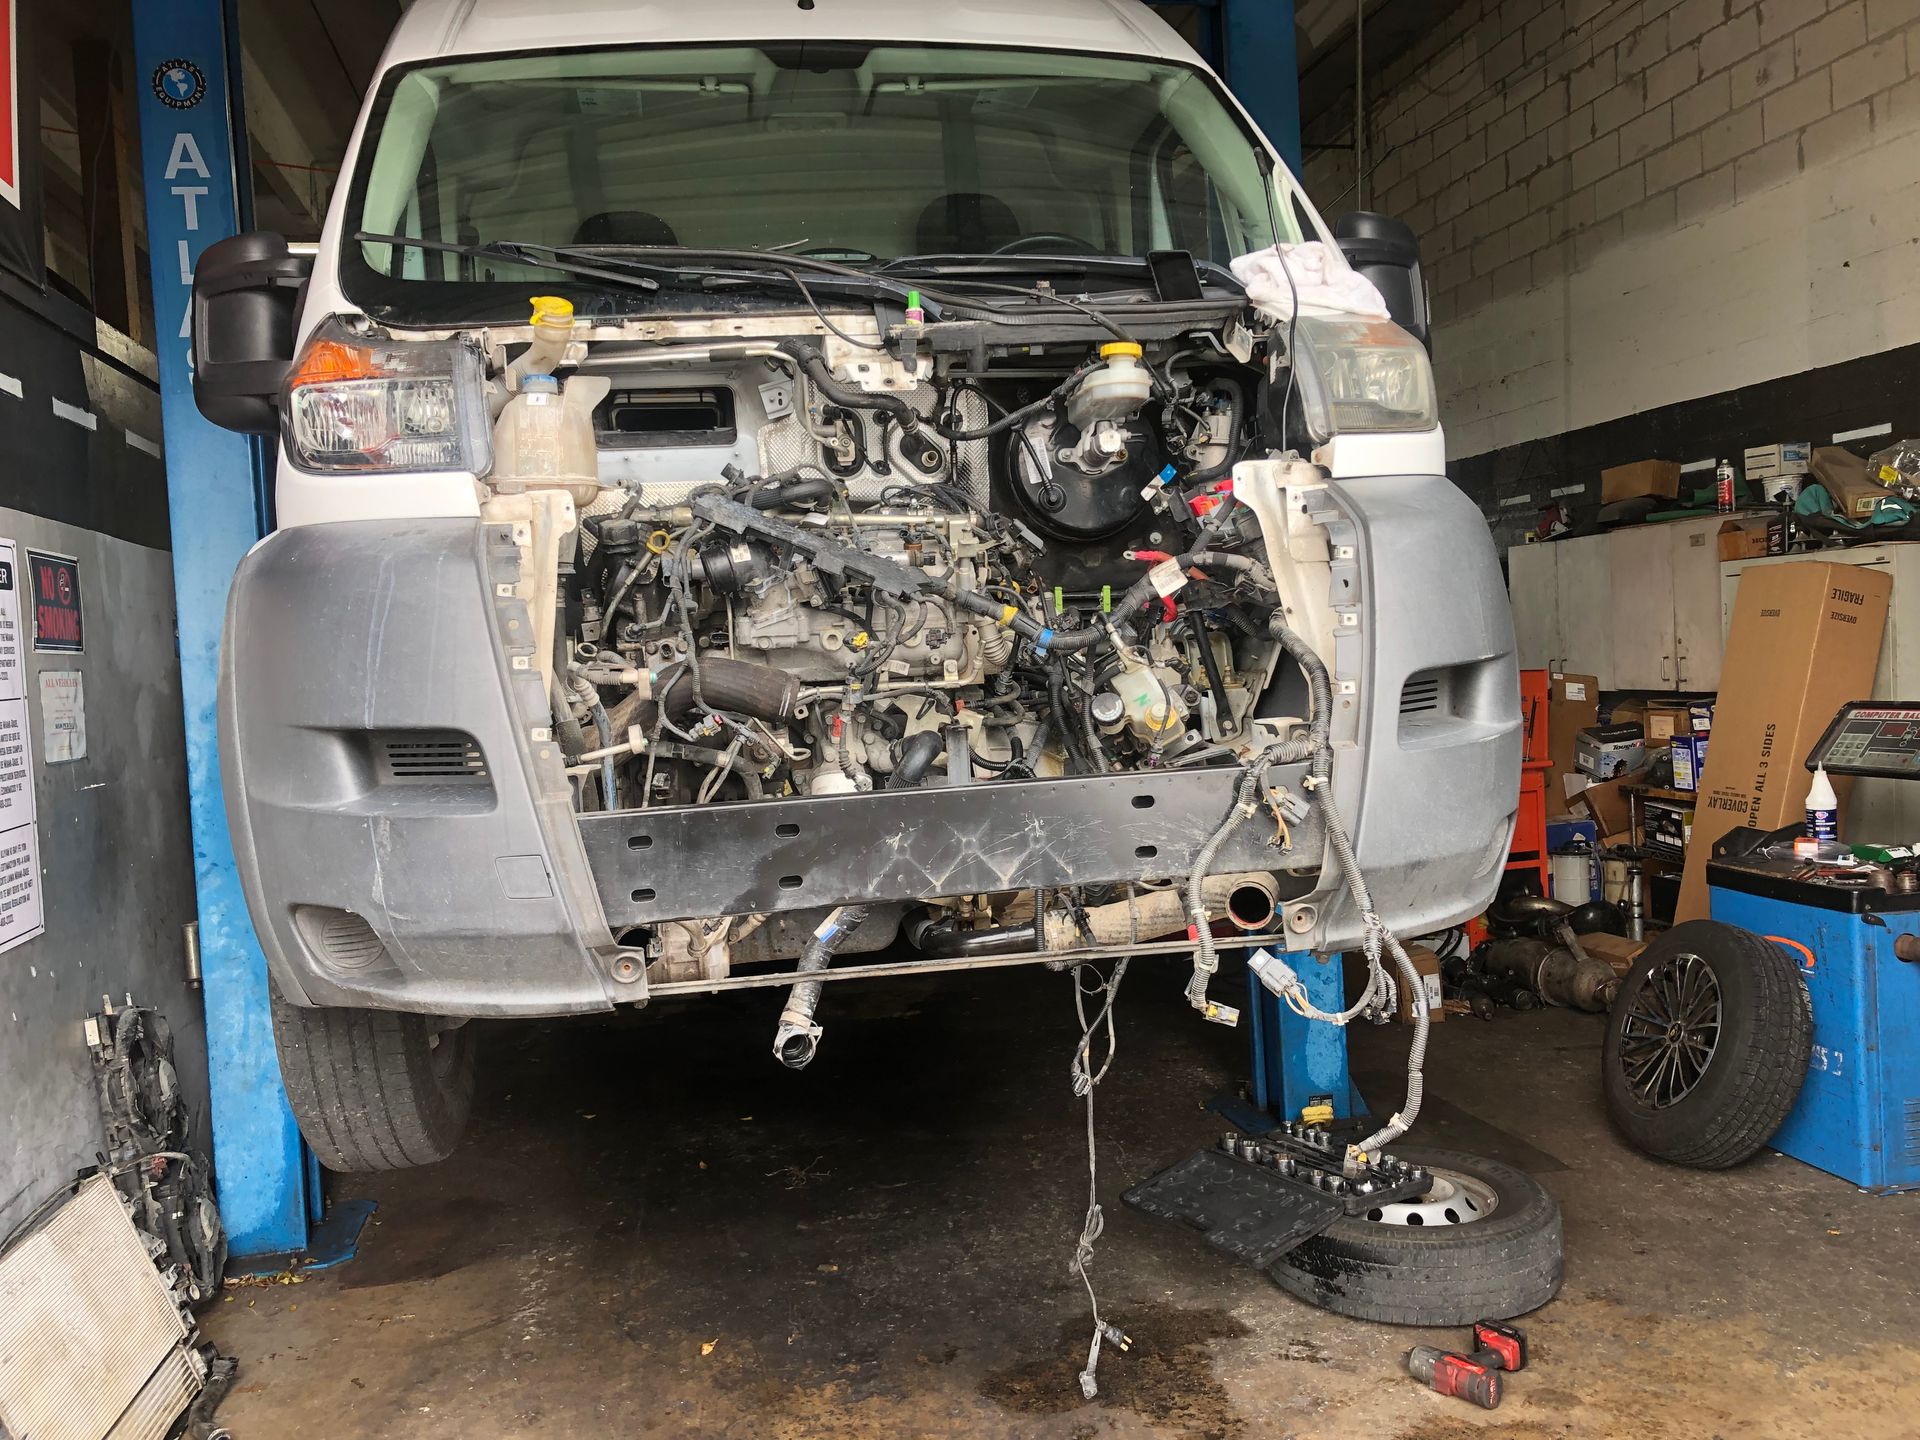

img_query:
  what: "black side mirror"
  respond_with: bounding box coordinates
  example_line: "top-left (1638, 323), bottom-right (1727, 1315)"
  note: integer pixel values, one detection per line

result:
top-left (191, 232), bottom-right (313, 434)
top-left (1332, 212), bottom-right (1429, 351)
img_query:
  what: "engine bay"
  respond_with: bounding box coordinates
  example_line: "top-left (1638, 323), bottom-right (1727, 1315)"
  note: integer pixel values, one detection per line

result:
top-left (504, 320), bottom-right (1311, 821)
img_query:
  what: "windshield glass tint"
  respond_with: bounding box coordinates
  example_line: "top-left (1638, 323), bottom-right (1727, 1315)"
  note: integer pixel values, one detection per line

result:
top-left (348, 42), bottom-right (1299, 307)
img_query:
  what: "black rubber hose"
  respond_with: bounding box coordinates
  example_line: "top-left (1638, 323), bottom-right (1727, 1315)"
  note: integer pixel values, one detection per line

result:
top-left (1189, 612), bottom-right (1230, 720)
top-left (887, 730), bottom-right (945, 790)
top-left (646, 741), bottom-right (766, 800)
top-left (780, 340), bottom-right (923, 432)
top-left (905, 912), bottom-right (1040, 959)
top-left (749, 476), bottom-right (835, 510)
top-left (1182, 377), bottom-right (1248, 485)
top-left (653, 656), bottom-right (802, 725)
top-left (775, 903), bottom-right (873, 1069)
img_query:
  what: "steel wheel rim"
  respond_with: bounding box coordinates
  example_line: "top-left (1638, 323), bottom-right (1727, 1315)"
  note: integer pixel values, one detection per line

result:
top-left (1619, 950), bottom-right (1722, 1109)
top-left (1361, 1167), bottom-right (1499, 1226)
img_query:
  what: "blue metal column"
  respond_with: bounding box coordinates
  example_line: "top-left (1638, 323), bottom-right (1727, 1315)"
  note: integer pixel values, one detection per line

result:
top-left (133, 1), bottom-right (310, 1258)
top-left (1247, 951), bottom-right (1363, 1123)
top-left (1220, 0), bottom-right (1302, 174)
top-left (1148, 0), bottom-right (1302, 174)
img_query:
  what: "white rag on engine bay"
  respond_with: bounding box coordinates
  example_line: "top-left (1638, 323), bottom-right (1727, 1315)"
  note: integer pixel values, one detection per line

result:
top-left (1230, 242), bottom-right (1390, 321)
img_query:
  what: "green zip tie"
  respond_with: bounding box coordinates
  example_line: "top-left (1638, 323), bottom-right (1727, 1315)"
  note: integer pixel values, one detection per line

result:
top-left (1053, 586), bottom-right (1065, 617)
top-left (1101, 584), bottom-right (1113, 615)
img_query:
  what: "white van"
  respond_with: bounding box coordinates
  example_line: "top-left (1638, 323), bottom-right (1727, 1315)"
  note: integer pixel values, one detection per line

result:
top-left (191, 0), bottom-right (1520, 1173)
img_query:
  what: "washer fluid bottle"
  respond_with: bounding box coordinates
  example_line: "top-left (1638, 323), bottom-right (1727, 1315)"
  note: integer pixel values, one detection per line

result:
top-left (492, 374), bottom-right (603, 504)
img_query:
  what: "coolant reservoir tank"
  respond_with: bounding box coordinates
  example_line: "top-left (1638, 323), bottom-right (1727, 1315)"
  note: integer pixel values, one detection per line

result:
top-left (491, 373), bottom-right (607, 504)
top-left (1109, 657), bottom-right (1187, 745)
top-left (1066, 342), bottom-right (1154, 428)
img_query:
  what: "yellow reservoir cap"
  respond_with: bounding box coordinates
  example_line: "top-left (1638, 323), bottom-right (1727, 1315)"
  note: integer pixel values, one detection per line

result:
top-left (1100, 341), bottom-right (1144, 359)
top-left (530, 295), bottom-right (575, 326)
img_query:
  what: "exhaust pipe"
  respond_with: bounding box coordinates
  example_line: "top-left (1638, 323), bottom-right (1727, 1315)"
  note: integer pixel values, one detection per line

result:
top-left (906, 873), bottom-right (1281, 959)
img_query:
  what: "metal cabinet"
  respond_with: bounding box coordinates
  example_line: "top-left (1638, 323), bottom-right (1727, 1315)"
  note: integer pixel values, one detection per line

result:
top-left (1506, 517), bottom-right (1726, 689)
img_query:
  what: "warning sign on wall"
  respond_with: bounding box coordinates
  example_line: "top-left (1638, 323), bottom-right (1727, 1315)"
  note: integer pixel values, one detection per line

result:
top-left (27, 549), bottom-right (81, 654)
top-left (38, 670), bottom-right (83, 763)
top-left (0, 537), bottom-right (41, 953)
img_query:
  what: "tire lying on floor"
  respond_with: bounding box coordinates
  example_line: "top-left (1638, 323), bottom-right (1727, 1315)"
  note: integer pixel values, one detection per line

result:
top-left (1266, 1146), bottom-right (1563, 1326)
top-left (1603, 919), bottom-right (1812, 1170)
top-left (270, 989), bottom-right (478, 1172)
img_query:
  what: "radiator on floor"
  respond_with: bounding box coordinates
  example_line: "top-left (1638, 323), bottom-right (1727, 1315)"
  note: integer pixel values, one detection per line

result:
top-left (0, 1173), bottom-right (206, 1440)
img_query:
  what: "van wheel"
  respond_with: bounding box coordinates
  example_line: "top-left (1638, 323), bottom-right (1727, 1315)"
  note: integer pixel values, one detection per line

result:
top-left (270, 991), bottom-right (477, 1172)
top-left (1603, 920), bottom-right (1811, 1169)
top-left (1266, 1146), bottom-right (1563, 1326)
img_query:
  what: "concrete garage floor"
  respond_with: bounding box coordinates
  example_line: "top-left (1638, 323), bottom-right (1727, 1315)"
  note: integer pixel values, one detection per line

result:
top-left (204, 957), bottom-right (1920, 1439)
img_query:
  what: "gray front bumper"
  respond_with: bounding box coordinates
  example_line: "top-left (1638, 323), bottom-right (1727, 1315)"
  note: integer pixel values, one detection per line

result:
top-left (221, 519), bottom-right (623, 1017)
top-left (221, 473), bottom-right (1519, 1019)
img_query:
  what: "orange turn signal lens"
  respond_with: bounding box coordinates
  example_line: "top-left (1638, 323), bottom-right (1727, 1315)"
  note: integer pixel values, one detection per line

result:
top-left (289, 338), bottom-right (376, 388)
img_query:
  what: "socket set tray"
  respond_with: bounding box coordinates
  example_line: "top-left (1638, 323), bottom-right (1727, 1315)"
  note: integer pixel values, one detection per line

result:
top-left (1121, 1125), bottom-right (1435, 1267)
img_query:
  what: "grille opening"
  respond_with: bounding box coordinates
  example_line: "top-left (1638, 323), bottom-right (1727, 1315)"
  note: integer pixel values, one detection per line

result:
top-left (1399, 673), bottom-right (1447, 717)
top-left (374, 732), bottom-right (488, 784)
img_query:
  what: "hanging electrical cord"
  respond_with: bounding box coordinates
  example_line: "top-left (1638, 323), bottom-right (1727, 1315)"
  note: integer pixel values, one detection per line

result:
top-left (1065, 957), bottom-right (1132, 1400)
top-left (1183, 611), bottom-right (1430, 1163)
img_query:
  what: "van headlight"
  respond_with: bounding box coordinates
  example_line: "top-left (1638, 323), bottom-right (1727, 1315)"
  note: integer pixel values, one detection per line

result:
top-left (1290, 316), bottom-right (1438, 441)
top-left (285, 321), bottom-right (491, 474)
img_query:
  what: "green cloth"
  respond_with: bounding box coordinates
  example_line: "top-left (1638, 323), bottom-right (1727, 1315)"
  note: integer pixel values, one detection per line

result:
top-left (1795, 483), bottom-right (1914, 529)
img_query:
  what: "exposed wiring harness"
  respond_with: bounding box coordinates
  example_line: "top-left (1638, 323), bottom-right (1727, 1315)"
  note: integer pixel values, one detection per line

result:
top-left (1183, 610), bottom-right (1429, 1162)
top-left (1065, 958), bottom-right (1132, 1399)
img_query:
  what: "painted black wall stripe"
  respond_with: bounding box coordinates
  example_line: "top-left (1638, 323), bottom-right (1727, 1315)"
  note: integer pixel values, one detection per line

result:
top-left (0, 295), bottom-right (172, 552)
top-left (1449, 341), bottom-right (1920, 554)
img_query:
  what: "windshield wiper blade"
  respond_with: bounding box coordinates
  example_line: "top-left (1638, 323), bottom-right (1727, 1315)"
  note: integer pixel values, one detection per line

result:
top-left (560, 243), bottom-right (929, 310)
top-left (875, 252), bottom-right (1245, 294)
top-left (354, 232), bottom-right (662, 292)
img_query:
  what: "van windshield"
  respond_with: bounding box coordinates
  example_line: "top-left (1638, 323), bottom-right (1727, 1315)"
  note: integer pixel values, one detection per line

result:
top-left (344, 42), bottom-right (1303, 319)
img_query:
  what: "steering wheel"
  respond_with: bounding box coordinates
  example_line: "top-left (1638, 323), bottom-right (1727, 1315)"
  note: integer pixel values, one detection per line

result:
top-left (993, 233), bottom-right (1101, 256)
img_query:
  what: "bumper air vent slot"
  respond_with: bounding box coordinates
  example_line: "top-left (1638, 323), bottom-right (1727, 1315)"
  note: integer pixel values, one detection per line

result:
top-left (374, 731), bottom-right (488, 784)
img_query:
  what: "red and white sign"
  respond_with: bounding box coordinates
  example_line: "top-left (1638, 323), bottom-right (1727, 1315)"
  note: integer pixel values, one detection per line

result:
top-left (0, 0), bottom-right (17, 210)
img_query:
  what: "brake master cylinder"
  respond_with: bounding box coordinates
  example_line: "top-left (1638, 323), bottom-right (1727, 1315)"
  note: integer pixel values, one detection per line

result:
top-left (1067, 342), bottom-right (1154, 427)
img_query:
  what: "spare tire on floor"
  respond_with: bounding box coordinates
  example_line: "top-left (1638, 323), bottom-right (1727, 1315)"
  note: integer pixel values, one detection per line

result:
top-left (1603, 919), bottom-right (1812, 1169)
top-left (1266, 1146), bottom-right (1563, 1326)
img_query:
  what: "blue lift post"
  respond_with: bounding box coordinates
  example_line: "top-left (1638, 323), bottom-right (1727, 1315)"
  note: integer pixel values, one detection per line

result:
top-left (132, 0), bottom-right (371, 1267)
top-left (1148, 0), bottom-right (1304, 173)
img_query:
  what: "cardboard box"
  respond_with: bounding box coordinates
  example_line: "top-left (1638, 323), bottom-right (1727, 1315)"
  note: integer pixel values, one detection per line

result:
top-left (1717, 514), bottom-right (1787, 560)
top-left (1688, 702), bottom-right (1715, 734)
top-left (1671, 734), bottom-right (1709, 791)
top-left (1578, 932), bottom-right (1648, 977)
top-left (1574, 776), bottom-right (1636, 836)
top-left (1645, 704), bottom-right (1693, 742)
top-left (1395, 943), bottom-right (1445, 1025)
top-left (1577, 724), bottom-right (1646, 779)
top-left (1644, 798), bottom-right (1695, 859)
top-left (1812, 445), bottom-right (1899, 520)
top-left (1601, 459), bottom-right (1683, 506)
top-left (1676, 562), bottom-right (1892, 921)
top-left (1545, 672), bottom-right (1599, 812)
top-left (1743, 442), bottom-right (1811, 479)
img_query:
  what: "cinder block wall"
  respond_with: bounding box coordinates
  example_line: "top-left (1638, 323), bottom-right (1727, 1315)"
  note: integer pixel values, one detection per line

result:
top-left (1304, 0), bottom-right (1920, 537)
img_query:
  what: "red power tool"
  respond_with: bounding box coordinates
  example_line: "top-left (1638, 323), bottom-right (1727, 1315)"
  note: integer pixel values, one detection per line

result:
top-left (1404, 1320), bottom-right (1530, 1410)
top-left (1405, 1346), bottom-right (1502, 1409)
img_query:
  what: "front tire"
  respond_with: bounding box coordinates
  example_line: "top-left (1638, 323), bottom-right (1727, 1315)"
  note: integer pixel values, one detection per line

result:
top-left (1266, 1146), bottom-right (1563, 1325)
top-left (271, 991), bottom-right (477, 1172)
